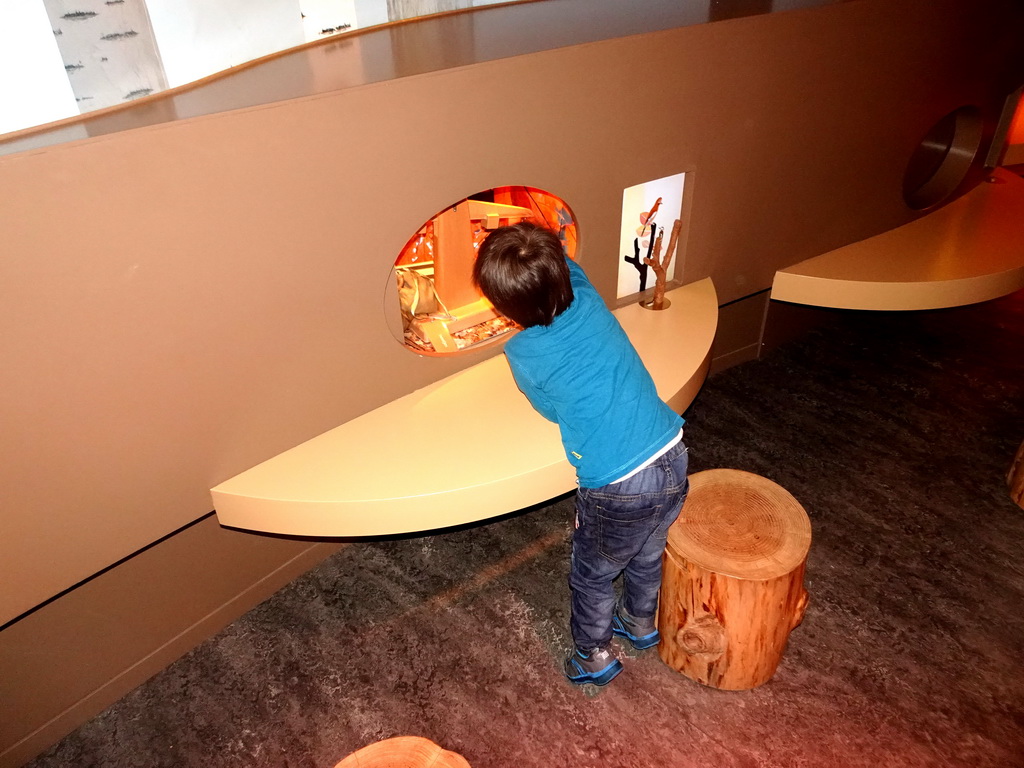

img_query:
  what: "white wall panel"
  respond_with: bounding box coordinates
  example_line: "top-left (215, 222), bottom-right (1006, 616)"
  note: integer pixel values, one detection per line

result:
top-left (1, 0), bottom-right (79, 134)
top-left (147, 0), bottom-right (305, 88)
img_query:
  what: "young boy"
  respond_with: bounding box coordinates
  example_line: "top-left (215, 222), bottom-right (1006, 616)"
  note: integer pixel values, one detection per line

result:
top-left (473, 221), bottom-right (689, 686)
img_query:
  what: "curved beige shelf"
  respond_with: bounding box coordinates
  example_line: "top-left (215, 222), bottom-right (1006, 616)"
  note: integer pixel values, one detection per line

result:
top-left (212, 278), bottom-right (718, 537)
top-left (771, 168), bottom-right (1024, 310)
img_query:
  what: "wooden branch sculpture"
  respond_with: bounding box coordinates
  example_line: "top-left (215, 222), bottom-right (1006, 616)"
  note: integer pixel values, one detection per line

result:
top-left (644, 218), bottom-right (682, 310)
top-left (625, 198), bottom-right (663, 295)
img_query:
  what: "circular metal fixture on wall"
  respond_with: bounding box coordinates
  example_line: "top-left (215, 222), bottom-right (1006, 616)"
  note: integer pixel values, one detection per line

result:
top-left (903, 106), bottom-right (983, 210)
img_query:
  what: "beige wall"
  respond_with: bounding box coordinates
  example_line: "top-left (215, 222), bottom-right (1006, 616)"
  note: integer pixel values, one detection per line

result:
top-left (0, 519), bottom-right (339, 768)
top-left (712, 292), bottom-right (770, 373)
top-left (2, 0), bottom-right (1022, 764)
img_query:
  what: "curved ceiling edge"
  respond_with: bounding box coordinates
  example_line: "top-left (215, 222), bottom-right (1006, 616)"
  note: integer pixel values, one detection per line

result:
top-left (1, 0), bottom-right (841, 158)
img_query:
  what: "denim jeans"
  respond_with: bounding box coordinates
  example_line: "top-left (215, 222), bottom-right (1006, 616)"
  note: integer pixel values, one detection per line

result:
top-left (569, 439), bottom-right (689, 651)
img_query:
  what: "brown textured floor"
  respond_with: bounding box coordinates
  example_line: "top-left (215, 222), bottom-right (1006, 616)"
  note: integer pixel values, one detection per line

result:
top-left (27, 290), bottom-right (1024, 768)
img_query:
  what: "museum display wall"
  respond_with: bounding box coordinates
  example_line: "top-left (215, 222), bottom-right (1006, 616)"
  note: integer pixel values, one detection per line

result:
top-left (2, 0), bottom-right (1022, 764)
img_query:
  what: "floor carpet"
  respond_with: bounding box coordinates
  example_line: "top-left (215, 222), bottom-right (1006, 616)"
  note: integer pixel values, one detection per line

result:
top-left (28, 290), bottom-right (1024, 768)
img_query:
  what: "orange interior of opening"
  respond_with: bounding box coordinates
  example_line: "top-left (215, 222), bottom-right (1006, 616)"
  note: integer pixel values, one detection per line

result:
top-left (396, 186), bottom-right (577, 267)
top-left (394, 186), bottom-right (577, 355)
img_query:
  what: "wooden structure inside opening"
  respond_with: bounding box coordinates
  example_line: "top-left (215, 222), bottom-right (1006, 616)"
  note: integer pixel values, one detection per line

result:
top-left (394, 186), bottom-right (578, 355)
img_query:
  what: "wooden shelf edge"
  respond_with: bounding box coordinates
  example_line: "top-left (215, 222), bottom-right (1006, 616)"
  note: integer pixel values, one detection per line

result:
top-left (770, 169), bottom-right (1024, 311)
top-left (771, 268), bottom-right (1024, 311)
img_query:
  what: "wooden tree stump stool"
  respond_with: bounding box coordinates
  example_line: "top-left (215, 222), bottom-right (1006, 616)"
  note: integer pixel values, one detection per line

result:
top-left (1008, 439), bottom-right (1024, 509)
top-left (334, 736), bottom-right (471, 767)
top-left (658, 469), bottom-right (811, 690)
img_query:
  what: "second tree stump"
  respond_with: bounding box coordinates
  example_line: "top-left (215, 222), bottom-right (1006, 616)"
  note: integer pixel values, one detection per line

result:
top-left (1008, 439), bottom-right (1024, 509)
top-left (658, 469), bottom-right (811, 690)
top-left (334, 736), bottom-right (471, 767)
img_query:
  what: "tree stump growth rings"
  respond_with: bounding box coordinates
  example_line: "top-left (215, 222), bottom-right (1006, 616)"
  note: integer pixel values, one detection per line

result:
top-left (334, 736), bottom-right (471, 767)
top-left (658, 469), bottom-right (811, 690)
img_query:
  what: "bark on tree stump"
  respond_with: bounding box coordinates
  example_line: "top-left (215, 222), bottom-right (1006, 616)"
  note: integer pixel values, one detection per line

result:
top-left (335, 736), bottom-right (471, 767)
top-left (658, 469), bottom-right (811, 690)
top-left (1009, 439), bottom-right (1024, 509)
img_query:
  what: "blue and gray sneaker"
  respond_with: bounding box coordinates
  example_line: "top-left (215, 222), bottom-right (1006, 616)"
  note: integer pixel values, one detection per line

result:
top-left (611, 606), bottom-right (660, 650)
top-left (564, 645), bottom-right (623, 686)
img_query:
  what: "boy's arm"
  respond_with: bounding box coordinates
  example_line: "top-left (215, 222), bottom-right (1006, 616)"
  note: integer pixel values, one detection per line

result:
top-left (507, 357), bottom-right (558, 423)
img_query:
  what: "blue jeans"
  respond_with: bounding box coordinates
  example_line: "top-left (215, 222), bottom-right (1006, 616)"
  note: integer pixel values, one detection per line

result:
top-left (569, 439), bottom-right (689, 650)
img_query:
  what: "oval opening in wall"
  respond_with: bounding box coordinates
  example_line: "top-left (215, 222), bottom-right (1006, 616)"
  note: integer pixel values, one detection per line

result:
top-left (388, 186), bottom-right (578, 356)
top-left (903, 106), bottom-right (982, 210)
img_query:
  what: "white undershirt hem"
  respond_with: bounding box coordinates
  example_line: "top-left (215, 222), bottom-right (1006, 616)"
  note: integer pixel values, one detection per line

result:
top-left (609, 428), bottom-right (684, 485)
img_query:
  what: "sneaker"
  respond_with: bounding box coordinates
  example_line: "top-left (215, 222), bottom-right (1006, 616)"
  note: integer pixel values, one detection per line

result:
top-left (612, 606), bottom-right (660, 650)
top-left (563, 645), bottom-right (623, 686)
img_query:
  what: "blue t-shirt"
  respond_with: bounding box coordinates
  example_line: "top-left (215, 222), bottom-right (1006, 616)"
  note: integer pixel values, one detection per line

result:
top-left (504, 259), bottom-right (684, 488)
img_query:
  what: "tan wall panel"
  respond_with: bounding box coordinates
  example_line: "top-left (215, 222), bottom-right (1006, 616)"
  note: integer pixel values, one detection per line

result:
top-left (711, 291), bottom-right (770, 373)
top-left (0, 517), bottom-right (338, 768)
top-left (1, 0), bottom-right (1021, 621)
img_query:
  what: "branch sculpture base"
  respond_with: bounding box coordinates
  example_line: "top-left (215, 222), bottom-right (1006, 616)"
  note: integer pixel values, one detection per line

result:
top-left (640, 297), bottom-right (672, 311)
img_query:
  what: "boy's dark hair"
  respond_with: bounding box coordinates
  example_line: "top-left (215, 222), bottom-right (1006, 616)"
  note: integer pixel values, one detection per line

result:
top-left (473, 221), bottom-right (573, 328)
